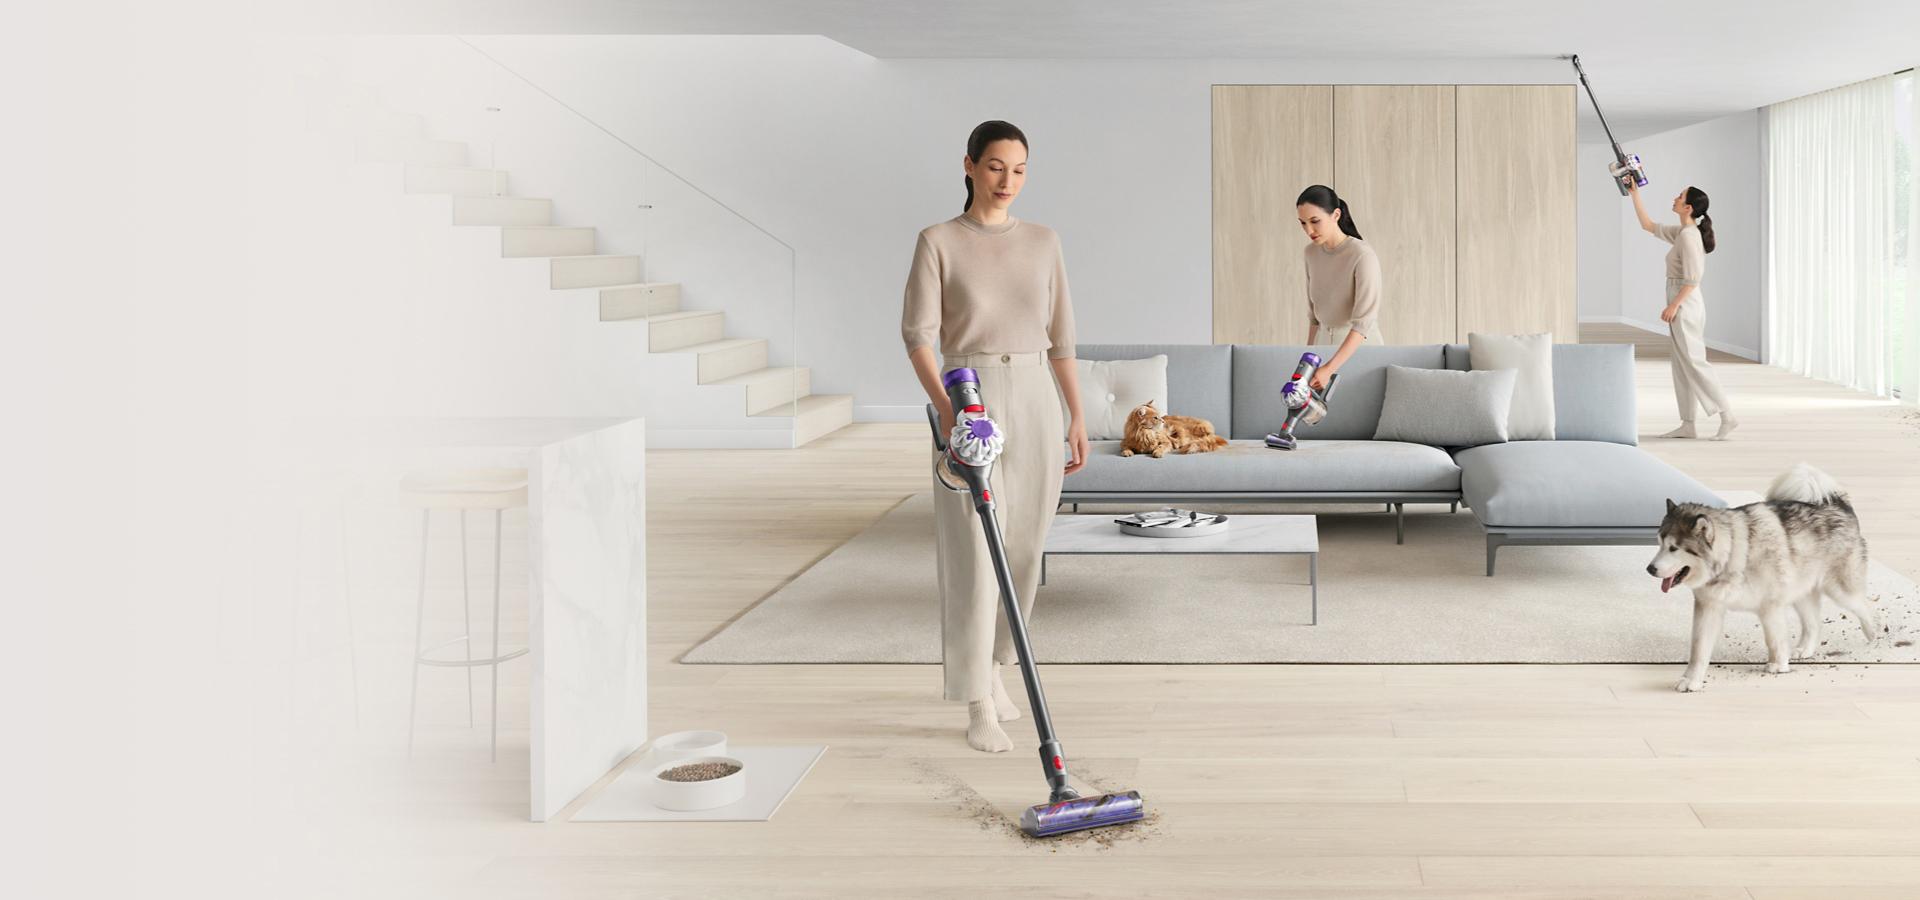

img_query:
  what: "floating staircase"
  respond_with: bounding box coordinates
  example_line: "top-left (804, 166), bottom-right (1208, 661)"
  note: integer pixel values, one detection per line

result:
top-left (356, 103), bottom-right (852, 447)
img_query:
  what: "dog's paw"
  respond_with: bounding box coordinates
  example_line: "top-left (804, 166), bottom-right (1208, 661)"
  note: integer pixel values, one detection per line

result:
top-left (1793, 641), bottom-right (1818, 660)
top-left (1120, 448), bottom-right (1133, 457)
top-left (1766, 661), bottom-right (1792, 674)
top-left (1675, 675), bottom-right (1706, 692)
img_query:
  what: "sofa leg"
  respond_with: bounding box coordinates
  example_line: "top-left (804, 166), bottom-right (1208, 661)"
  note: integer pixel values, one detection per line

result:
top-left (1394, 503), bottom-right (1405, 545)
top-left (1450, 502), bottom-right (1458, 514)
top-left (1485, 535), bottom-right (1501, 576)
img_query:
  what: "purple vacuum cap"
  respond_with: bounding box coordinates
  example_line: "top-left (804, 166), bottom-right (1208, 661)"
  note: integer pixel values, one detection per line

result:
top-left (1300, 352), bottom-right (1322, 366)
top-left (943, 367), bottom-right (979, 388)
top-left (966, 417), bottom-right (998, 441)
top-left (1281, 381), bottom-right (1303, 398)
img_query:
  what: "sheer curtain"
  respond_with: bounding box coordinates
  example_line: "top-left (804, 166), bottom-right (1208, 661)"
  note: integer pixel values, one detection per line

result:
top-left (1766, 73), bottom-right (1898, 395)
top-left (1903, 72), bottom-right (1919, 403)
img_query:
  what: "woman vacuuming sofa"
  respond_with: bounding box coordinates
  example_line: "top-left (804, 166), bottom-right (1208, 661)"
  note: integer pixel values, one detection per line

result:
top-left (1297, 184), bottom-right (1384, 390)
top-left (901, 120), bottom-right (1090, 753)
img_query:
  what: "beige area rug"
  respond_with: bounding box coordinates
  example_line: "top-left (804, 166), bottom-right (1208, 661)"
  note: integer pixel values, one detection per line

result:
top-left (683, 494), bottom-right (1920, 665)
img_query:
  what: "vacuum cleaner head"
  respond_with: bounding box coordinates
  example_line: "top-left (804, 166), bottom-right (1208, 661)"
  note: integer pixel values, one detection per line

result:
top-left (1021, 789), bottom-right (1147, 838)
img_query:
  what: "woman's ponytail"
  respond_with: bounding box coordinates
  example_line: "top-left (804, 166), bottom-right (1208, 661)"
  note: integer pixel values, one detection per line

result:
top-left (1296, 184), bottom-right (1362, 240)
top-left (1686, 186), bottom-right (1716, 254)
top-left (1334, 197), bottom-right (1362, 240)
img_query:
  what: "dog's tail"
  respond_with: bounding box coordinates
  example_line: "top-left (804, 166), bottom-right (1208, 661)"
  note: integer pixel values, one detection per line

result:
top-left (1767, 463), bottom-right (1848, 507)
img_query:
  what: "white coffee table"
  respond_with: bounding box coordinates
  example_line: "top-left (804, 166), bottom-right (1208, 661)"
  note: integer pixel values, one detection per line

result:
top-left (1042, 514), bottom-right (1321, 625)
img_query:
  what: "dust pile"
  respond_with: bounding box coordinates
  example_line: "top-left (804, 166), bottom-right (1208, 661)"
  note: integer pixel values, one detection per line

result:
top-left (906, 759), bottom-right (1165, 851)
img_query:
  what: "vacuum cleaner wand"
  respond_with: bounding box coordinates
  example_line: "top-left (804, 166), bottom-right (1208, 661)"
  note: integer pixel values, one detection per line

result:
top-left (927, 368), bottom-right (1147, 838)
top-left (1569, 54), bottom-right (1648, 195)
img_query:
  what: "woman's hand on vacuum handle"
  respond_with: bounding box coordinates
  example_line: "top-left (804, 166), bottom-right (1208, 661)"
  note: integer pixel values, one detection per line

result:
top-left (1064, 418), bottom-right (1089, 476)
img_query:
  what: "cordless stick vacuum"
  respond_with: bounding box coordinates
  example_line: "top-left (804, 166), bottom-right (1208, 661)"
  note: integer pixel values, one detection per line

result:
top-left (1569, 54), bottom-right (1648, 195)
top-left (927, 367), bottom-right (1147, 838)
top-left (1264, 351), bottom-right (1339, 450)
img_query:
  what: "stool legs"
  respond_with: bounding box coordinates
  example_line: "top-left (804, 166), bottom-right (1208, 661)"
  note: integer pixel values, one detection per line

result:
top-left (490, 508), bottom-right (503, 762)
top-left (407, 509), bottom-right (428, 757)
top-left (408, 505), bottom-right (517, 762)
top-left (461, 512), bottom-right (474, 727)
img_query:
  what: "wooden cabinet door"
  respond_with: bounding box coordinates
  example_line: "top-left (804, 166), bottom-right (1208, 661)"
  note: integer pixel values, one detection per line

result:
top-left (1455, 85), bottom-right (1577, 342)
top-left (1212, 85), bottom-right (1333, 345)
top-left (1333, 85), bottom-right (1457, 345)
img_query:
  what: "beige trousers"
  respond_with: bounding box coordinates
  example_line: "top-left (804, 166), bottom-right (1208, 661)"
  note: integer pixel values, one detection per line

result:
top-left (1665, 283), bottom-right (1730, 420)
top-left (932, 351), bottom-right (1065, 702)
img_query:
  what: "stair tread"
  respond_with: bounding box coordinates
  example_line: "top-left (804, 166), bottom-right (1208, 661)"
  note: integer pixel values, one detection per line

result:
top-left (645, 310), bottom-right (722, 323)
top-left (551, 253), bottom-right (642, 261)
top-left (709, 365), bottom-right (805, 386)
top-left (406, 164), bottom-right (506, 173)
top-left (751, 394), bottom-right (853, 417)
top-left (501, 225), bottom-right (592, 231)
top-left (674, 337), bottom-right (764, 354)
top-left (596, 282), bottom-right (679, 290)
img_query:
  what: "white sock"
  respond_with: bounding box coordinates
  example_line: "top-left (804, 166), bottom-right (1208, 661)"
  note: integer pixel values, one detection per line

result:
top-left (990, 665), bottom-right (1021, 722)
top-left (1660, 421), bottom-right (1698, 439)
top-left (966, 700), bottom-right (1012, 752)
top-left (1712, 413), bottom-right (1739, 440)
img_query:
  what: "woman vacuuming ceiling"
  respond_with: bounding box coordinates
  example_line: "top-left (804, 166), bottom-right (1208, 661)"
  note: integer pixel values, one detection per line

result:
top-left (1630, 181), bottom-right (1739, 440)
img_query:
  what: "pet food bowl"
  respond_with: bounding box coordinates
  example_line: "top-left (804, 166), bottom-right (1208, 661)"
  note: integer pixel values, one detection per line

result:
top-left (647, 755), bottom-right (747, 811)
top-left (647, 730), bottom-right (728, 766)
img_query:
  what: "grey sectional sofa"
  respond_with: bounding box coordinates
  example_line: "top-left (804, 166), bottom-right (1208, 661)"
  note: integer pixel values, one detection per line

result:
top-left (1062, 342), bottom-right (1723, 574)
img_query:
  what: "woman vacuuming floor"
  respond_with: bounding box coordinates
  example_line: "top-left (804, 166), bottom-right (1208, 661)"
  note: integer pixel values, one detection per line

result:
top-left (900, 119), bottom-right (1089, 753)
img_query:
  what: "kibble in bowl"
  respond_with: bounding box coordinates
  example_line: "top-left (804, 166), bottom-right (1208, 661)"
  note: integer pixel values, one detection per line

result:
top-left (647, 754), bottom-right (747, 811)
top-left (659, 761), bottom-right (741, 782)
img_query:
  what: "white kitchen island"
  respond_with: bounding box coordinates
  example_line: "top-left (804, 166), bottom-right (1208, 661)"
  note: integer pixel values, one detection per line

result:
top-left (260, 416), bottom-right (649, 822)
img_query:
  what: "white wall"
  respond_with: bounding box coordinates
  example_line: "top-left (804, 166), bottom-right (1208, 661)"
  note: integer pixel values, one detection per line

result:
top-left (1581, 110), bottom-right (1764, 360)
top-left (1576, 142), bottom-right (1624, 324)
top-left (417, 35), bottom-right (1578, 420)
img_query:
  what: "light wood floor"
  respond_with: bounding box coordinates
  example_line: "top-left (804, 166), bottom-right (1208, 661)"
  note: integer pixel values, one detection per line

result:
top-left (343, 327), bottom-right (1920, 900)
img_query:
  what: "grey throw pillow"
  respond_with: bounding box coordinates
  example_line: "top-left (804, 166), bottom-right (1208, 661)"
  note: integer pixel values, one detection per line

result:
top-left (1373, 365), bottom-right (1517, 446)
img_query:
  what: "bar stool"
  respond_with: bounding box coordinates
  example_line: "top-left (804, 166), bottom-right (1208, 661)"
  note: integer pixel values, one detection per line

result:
top-left (400, 467), bottom-right (529, 761)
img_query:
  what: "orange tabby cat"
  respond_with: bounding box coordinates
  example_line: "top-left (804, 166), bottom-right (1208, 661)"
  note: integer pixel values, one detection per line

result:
top-left (1120, 401), bottom-right (1228, 458)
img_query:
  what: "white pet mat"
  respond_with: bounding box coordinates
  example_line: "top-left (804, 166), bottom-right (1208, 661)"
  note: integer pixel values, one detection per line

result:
top-left (570, 745), bottom-right (827, 822)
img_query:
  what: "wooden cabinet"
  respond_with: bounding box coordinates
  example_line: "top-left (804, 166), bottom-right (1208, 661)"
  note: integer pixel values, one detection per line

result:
top-left (1211, 84), bottom-right (1574, 345)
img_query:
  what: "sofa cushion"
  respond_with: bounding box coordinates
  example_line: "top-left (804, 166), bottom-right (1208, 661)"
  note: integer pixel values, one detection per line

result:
top-left (1455, 441), bottom-right (1723, 528)
top-left (1444, 343), bottom-right (1638, 445)
top-left (1230, 344), bottom-right (1447, 440)
top-left (1075, 355), bottom-right (1168, 440)
top-left (1374, 366), bottom-right (1516, 447)
top-left (1469, 332), bottom-right (1556, 440)
top-left (1076, 344), bottom-right (1233, 438)
top-left (1063, 439), bottom-right (1461, 494)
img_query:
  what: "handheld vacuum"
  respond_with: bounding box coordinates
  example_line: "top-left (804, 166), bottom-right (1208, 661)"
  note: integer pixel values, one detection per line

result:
top-left (1264, 351), bottom-right (1340, 450)
top-left (1569, 54), bottom-right (1648, 195)
top-left (927, 367), bottom-right (1147, 838)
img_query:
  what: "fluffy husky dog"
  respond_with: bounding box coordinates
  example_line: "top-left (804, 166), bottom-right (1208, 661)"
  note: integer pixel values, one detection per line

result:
top-left (1647, 464), bottom-right (1877, 692)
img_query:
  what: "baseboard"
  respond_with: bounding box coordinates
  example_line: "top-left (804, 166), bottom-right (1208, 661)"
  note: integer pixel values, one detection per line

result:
top-left (646, 426), bottom-right (795, 449)
top-left (1577, 315), bottom-right (1759, 361)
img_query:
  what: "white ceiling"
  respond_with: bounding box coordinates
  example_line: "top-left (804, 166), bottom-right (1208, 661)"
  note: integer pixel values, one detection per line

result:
top-left (387, 0), bottom-right (1919, 139)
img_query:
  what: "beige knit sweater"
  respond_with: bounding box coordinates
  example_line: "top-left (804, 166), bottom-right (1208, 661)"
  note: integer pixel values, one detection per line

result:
top-left (1303, 236), bottom-right (1382, 339)
top-left (900, 214), bottom-right (1076, 359)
